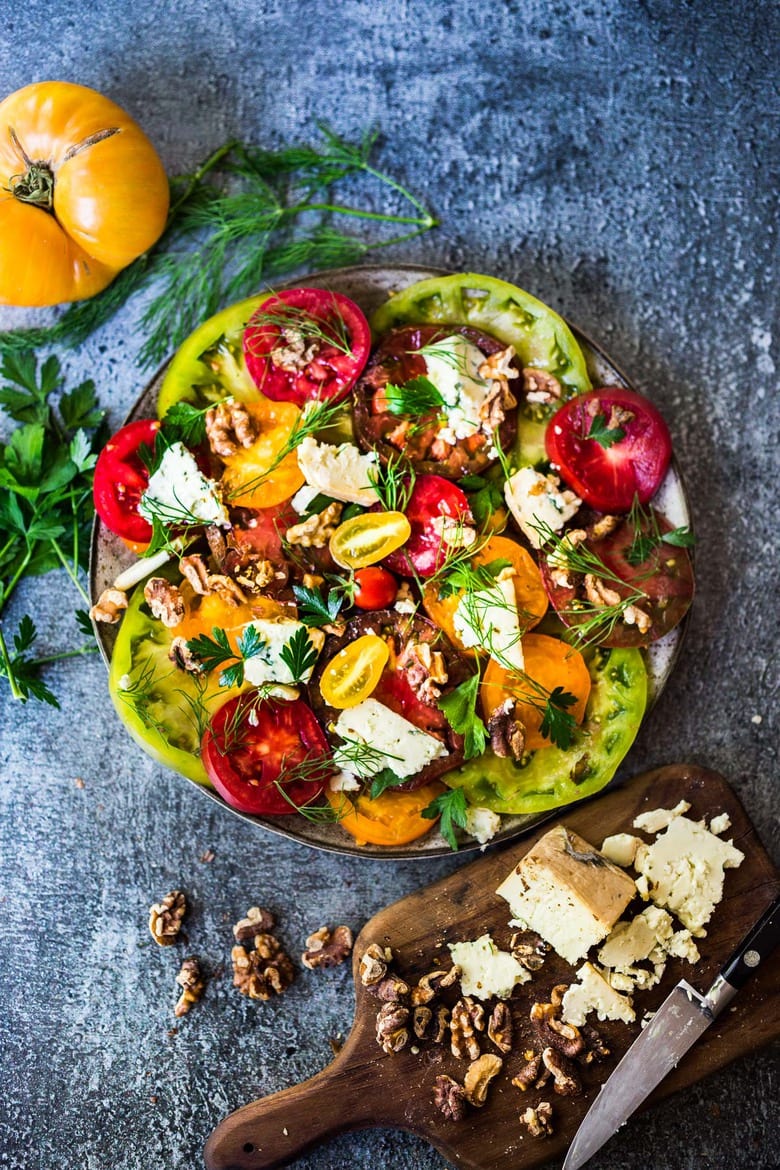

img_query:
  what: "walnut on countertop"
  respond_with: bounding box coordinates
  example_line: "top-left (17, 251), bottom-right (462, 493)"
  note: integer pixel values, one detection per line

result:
top-left (232, 906), bottom-right (275, 943)
top-left (149, 890), bottom-right (186, 946)
top-left (541, 1046), bottom-right (582, 1097)
top-left (463, 1053), bottom-right (503, 1107)
top-left (375, 1000), bottom-right (410, 1054)
top-left (231, 933), bottom-right (294, 1001)
top-left (530, 987), bottom-right (584, 1058)
top-left (174, 957), bottom-right (205, 1017)
top-left (301, 924), bottom-right (353, 970)
top-left (410, 965), bottom-right (460, 1006)
top-left (487, 1001), bottom-right (513, 1054)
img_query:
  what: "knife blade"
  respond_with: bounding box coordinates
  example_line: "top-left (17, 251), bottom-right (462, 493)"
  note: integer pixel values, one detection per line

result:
top-left (564, 892), bottom-right (780, 1170)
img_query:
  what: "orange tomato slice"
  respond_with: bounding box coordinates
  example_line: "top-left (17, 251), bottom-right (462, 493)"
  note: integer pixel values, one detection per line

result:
top-left (220, 399), bottom-right (304, 508)
top-left (422, 533), bottom-right (548, 651)
top-left (481, 633), bottom-right (591, 752)
top-left (176, 588), bottom-right (287, 649)
top-left (327, 781), bottom-right (445, 847)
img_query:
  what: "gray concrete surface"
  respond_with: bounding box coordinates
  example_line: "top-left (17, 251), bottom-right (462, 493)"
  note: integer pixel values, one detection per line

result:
top-left (0, 1), bottom-right (778, 1168)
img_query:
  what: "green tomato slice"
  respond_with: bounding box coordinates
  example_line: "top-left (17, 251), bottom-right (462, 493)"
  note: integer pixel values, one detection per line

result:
top-left (370, 272), bottom-right (591, 467)
top-left (156, 294), bottom-right (272, 418)
top-left (108, 580), bottom-right (244, 785)
top-left (444, 646), bottom-right (647, 814)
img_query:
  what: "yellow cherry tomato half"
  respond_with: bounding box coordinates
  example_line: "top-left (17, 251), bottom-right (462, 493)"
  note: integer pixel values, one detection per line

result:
top-left (329, 511), bottom-right (411, 570)
top-left (327, 781), bottom-right (445, 847)
top-left (318, 634), bottom-right (389, 709)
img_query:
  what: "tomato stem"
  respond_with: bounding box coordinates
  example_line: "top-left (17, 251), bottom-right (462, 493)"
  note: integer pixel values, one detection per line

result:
top-left (9, 161), bottom-right (55, 211)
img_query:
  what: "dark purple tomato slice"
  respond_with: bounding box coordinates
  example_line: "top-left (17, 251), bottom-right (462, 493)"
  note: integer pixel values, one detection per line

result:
top-left (243, 288), bottom-right (371, 406)
top-left (383, 474), bottom-right (473, 578)
top-left (539, 509), bottom-right (694, 648)
top-left (546, 388), bottom-right (672, 513)
top-left (201, 694), bottom-right (331, 815)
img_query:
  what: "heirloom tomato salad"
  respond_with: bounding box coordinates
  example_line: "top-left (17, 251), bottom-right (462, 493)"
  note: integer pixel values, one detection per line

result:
top-left (92, 273), bottom-right (694, 850)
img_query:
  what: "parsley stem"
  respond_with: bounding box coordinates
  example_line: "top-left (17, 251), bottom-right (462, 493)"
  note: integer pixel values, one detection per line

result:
top-left (32, 644), bottom-right (98, 666)
top-left (50, 539), bottom-right (90, 606)
top-left (0, 628), bottom-right (24, 701)
top-left (1, 548), bottom-right (33, 615)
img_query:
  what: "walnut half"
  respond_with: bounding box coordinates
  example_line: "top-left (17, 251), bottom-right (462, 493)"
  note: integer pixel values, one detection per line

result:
top-left (231, 933), bottom-right (294, 1001)
top-left (149, 890), bottom-right (186, 946)
top-left (174, 956), bottom-right (205, 1017)
top-left (301, 924), bottom-right (353, 970)
top-left (520, 1100), bottom-right (554, 1138)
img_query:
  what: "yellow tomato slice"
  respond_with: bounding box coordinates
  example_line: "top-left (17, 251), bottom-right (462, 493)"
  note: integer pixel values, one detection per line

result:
top-left (481, 633), bottom-right (591, 751)
top-left (329, 511), bottom-right (411, 570)
top-left (318, 634), bottom-right (389, 709)
top-left (327, 781), bottom-right (445, 847)
top-left (220, 399), bottom-right (304, 508)
top-left (176, 588), bottom-right (287, 648)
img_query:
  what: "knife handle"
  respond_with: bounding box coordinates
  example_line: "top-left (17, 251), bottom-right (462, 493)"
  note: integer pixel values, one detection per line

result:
top-left (707, 892), bottom-right (780, 1014)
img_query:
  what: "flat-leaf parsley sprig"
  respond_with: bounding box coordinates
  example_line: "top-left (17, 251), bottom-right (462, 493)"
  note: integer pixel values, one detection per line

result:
top-left (0, 127), bottom-right (437, 368)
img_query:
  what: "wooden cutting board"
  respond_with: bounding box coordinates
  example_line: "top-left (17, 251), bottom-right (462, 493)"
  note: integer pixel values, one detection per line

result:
top-left (203, 764), bottom-right (780, 1170)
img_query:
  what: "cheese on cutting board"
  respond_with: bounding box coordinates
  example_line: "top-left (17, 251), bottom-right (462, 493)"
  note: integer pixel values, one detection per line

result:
top-left (561, 961), bottom-right (636, 1025)
top-left (495, 826), bottom-right (636, 965)
top-left (448, 934), bottom-right (531, 1000)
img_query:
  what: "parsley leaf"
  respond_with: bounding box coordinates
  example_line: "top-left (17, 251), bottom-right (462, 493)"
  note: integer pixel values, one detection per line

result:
top-left (161, 401), bottom-right (211, 448)
top-left (662, 527), bottom-right (696, 548)
top-left (185, 625), bottom-right (266, 688)
top-left (385, 376), bottom-right (445, 417)
top-left (587, 413), bottom-right (625, 448)
top-left (421, 787), bottom-right (469, 851)
top-left (292, 583), bottom-right (343, 628)
top-left (539, 686), bottom-right (578, 750)
top-left (279, 626), bottom-right (319, 684)
top-left (369, 767), bottom-right (407, 799)
top-left (460, 473), bottom-right (505, 527)
top-left (437, 670), bottom-right (487, 760)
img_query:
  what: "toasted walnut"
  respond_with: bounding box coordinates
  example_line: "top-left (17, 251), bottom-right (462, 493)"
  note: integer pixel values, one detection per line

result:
top-left (144, 578), bottom-right (185, 627)
top-left (487, 1002), bottom-right (513, 1054)
top-left (301, 924), bottom-right (353, 970)
top-left (510, 938), bottom-right (547, 972)
top-left (623, 603), bottom-right (652, 633)
top-left (583, 573), bottom-right (622, 609)
top-left (205, 524), bottom-right (227, 566)
top-left (149, 890), bottom-right (186, 946)
top-left (411, 966), bottom-right (461, 1006)
top-left (179, 554), bottom-right (211, 595)
top-left (608, 403), bottom-right (635, 429)
top-left (487, 698), bottom-right (526, 760)
top-left (481, 384), bottom-right (515, 431)
top-left (530, 990), bottom-right (584, 1057)
top-left (541, 1047), bottom-right (582, 1096)
top-left (464, 1053), bottom-right (503, 1106)
top-left (359, 943), bottom-right (391, 987)
top-left (231, 933), bottom-right (294, 1001)
top-left (450, 997), bottom-right (485, 1061)
top-left (207, 574), bottom-right (248, 605)
top-left (397, 640), bottom-right (450, 704)
top-left (235, 557), bottom-right (277, 592)
top-left (375, 1000), bottom-right (410, 1054)
top-left (174, 956), bottom-right (205, 1017)
top-left (479, 345), bottom-right (519, 392)
top-left (433, 1074), bottom-right (467, 1121)
top-left (413, 1005), bottom-right (433, 1039)
top-left (587, 514), bottom-right (621, 541)
top-left (522, 367), bottom-right (562, 405)
top-left (520, 1100), bottom-right (554, 1138)
top-left (205, 399), bottom-right (257, 458)
top-left (270, 327), bottom-right (319, 372)
top-left (581, 1024), bottom-right (611, 1064)
top-left (232, 906), bottom-right (275, 943)
top-left (89, 587), bottom-right (128, 624)
top-left (374, 975), bottom-right (411, 1002)
top-left (169, 637), bottom-right (204, 674)
top-left (512, 1052), bottom-right (542, 1091)
top-left (286, 502), bottom-right (343, 549)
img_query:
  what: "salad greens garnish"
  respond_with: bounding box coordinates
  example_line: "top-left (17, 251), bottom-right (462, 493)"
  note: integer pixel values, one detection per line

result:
top-left (292, 582), bottom-right (344, 628)
top-left (437, 556), bottom-right (513, 600)
top-left (160, 401), bottom-right (213, 448)
top-left (626, 495), bottom-right (695, 566)
top-left (459, 472), bottom-right (505, 527)
top-left (368, 453), bottom-right (416, 512)
top-left (437, 669), bottom-right (488, 761)
top-left (186, 625), bottom-right (266, 688)
top-left (279, 626), bottom-right (320, 684)
top-left (0, 127), bottom-right (437, 368)
top-left (244, 300), bottom-right (355, 360)
top-left (384, 376), bottom-right (445, 417)
top-left (0, 352), bottom-right (105, 706)
top-left (420, 786), bottom-right (469, 851)
top-left (586, 412), bottom-right (625, 449)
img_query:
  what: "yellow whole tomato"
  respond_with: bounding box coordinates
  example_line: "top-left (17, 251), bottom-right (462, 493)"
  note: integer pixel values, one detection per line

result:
top-left (0, 81), bottom-right (169, 306)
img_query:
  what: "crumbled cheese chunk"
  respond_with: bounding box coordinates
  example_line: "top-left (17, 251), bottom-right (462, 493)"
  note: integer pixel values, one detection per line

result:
top-left (503, 467), bottom-right (581, 549)
top-left (709, 813), bottom-right (732, 836)
top-left (496, 826), bottom-right (636, 966)
top-left (296, 437), bottom-right (379, 506)
top-left (448, 934), bottom-right (530, 1000)
top-left (328, 770), bottom-right (361, 792)
top-left (600, 833), bottom-right (642, 868)
top-left (423, 334), bottom-right (495, 440)
top-left (561, 962), bottom-right (636, 1026)
top-left (634, 815), bottom-right (744, 936)
top-left (632, 800), bottom-right (691, 834)
top-left (290, 484), bottom-right (322, 514)
top-left (332, 698), bottom-right (447, 779)
top-left (453, 569), bottom-right (525, 671)
top-left (139, 442), bottom-right (228, 528)
top-left (242, 618), bottom-right (324, 687)
top-left (464, 806), bottom-right (502, 847)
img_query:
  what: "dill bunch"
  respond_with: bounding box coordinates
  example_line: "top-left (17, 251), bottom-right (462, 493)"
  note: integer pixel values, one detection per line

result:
top-left (0, 127), bottom-right (437, 368)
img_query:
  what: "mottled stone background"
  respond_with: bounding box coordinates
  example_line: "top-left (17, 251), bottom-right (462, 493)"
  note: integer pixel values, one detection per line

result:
top-left (0, 2), bottom-right (777, 1168)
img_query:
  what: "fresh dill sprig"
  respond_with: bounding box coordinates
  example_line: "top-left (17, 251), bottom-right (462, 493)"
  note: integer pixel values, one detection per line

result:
top-left (626, 495), bottom-right (695, 566)
top-left (414, 339), bottom-right (488, 385)
top-left (420, 787), bottom-right (469, 851)
top-left (243, 298), bottom-right (355, 361)
top-left (384, 376), bottom-right (445, 417)
top-left (368, 453), bottom-right (416, 512)
top-left (0, 129), bottom-right (437, 366)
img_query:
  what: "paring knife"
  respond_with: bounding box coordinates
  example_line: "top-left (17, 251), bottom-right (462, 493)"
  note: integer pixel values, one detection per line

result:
top-left (564, 892), bottom-right (780, 1170)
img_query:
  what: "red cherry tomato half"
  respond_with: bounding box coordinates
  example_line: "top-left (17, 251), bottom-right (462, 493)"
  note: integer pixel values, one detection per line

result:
top-left (383, 474), bottom-right (473, 578)
top-left (545, 388), bottom-right (672, 513)
top-left (243, 288), bottom-right (371, 407)
top-left (201, 694), bottom-right (331, 815)
top-left (93, 418), bottom-right (160, 543)
top-left (352, 567), bottom-right (398, 610)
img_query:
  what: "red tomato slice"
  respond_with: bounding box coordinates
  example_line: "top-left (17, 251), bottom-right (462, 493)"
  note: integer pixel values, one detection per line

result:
top-left (352, 567), bottom-right (398, 610)
top-left (230, 501), bottom-right (299, 560)
top-left (201, 694), bottom-right (331, 815)
top-left (546, 388), bottom-right (672, 512)
top-left (539, 509), bottom-right (694, 647)
top-left (383, 474), bottom-right (472, 578)
top-left (93, 418), bottom-right (160, 543)
top-left (243, 288), bottom-right (371, 406)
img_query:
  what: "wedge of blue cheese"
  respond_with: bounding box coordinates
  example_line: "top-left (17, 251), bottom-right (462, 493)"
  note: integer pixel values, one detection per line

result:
top-left (496, 826), bottom-right (636, 966)
top-left (452, 567), bottom-right (525, 671)
top-left (139, 442), bottom-right (229, 528)
top-left (503, 467), bottom-right (581, 549)
top-left (448, 934), bottom-right (531, 1000)
top-left (332, 698), bottom-right (447, 779)
top-left (296, 437), bottom-right (379, 506)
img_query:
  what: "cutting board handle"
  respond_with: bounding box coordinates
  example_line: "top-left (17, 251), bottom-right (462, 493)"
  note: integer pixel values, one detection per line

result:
top-left (203, 1055), bottom-right (379, 1170)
